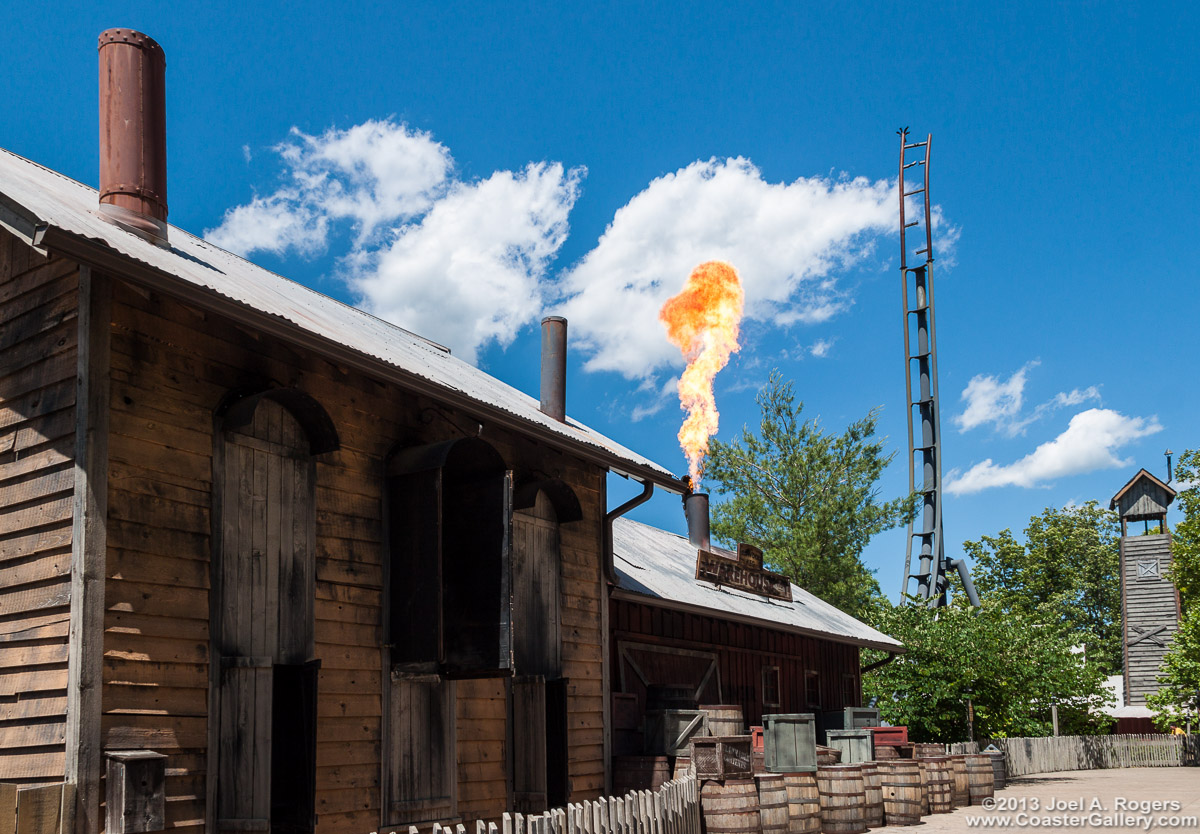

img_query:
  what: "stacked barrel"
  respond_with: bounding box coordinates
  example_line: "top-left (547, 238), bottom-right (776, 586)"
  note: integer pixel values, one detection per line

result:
top-left (622, 696), bottom-right (1010, 834)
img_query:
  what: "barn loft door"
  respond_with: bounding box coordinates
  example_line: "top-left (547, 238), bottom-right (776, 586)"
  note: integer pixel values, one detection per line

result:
top-left (513, 492), bottom-right (562, 676)
top-left (510, 492), bottom-right (569, 813)
top-left (215, 400), bottom-right (317, 834)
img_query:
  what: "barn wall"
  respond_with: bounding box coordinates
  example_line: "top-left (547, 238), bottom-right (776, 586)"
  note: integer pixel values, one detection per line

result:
top-left (609, 598), bottom-right (861, 728)
top-left (0, 229), bottom-right (77, 784)
top-left (101, 277), bottom-right (607, 833)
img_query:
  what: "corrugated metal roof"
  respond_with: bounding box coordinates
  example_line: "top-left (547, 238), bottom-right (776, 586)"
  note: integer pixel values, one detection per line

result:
top-left (613, 518), bottom-right (904, 651)
top-left (0, 147), bottom-right (676, 482)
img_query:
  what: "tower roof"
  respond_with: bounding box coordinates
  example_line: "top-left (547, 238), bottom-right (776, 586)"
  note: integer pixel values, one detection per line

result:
top-left (1110, 468), bottom-right (1176, 521)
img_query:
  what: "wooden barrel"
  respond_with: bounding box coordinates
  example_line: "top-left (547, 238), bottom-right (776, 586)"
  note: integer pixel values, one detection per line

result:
top-left (816, 765), bottom-right (866, 834)
top-left (859, 761), bottom-right (884, 827)
top-left (949, 755), bottom-right (970, 807)
top-left (912, 742), bottom-right (944, 758)
top-left (756, 774), bottom-right (789, 834)
top-left (673, 755), bottom-right (694, 780)
top-left (919, 756), bottom-right (953, 814)
top-left (782, 773), bottom-right (821, 834)
top-left (966, 754), bottom-right (995, 804)
top-left (878, 761), bottom-right (922, 826)
top-left (702, 704), bottom-right (746, 737)
top-left (613, 756), bottom-right (671, 795)
top-left (873, 744), bottom-right (899, 760)
top-left (816, 745), bottom-right (842, 766)
top-left (701, 778), bottom-right (760, 834)
top-left (986, 750), bottom-right (1007, 790)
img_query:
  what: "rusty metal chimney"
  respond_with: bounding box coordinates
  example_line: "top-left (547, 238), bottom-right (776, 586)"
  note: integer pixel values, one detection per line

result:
top-left (98, 29), bottom-right (168, 246)
top-left (540, 316), bottom-right (567, 422)
top-left (684, 492), bottom-right (711, 552)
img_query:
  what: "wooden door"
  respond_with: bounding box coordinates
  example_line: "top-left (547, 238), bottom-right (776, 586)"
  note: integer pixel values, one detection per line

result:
top-left (215, 400), bottom-right (316, 834)
top-left (512, 491), bottom-right (561, 676)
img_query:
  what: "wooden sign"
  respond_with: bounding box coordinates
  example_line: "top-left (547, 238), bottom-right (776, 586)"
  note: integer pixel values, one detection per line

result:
top-left (695, 547), bottom-right (793, 602)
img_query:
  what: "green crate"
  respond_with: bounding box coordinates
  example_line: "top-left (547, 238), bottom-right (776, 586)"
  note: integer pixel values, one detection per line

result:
top-left (825, 729), bottom-right (874, 764)
top-left (817, 707), bottom-right (881, 743)
top-left (762, 713), bottom-right (817, 773)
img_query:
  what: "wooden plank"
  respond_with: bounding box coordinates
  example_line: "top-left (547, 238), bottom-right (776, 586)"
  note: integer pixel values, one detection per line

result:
top-left (15, 784), bottom-right (62, 834)
top-left (0, 526), bottom-right (72, 564)
top-left (0, 549), bottom-right (71, 589)
top-left (0, 256), bottom-right (74, 304)
top-left (0, 496), bottom-right (74, 538)
top-left (54, 268), bottom-right (102, 830)
top-left (0, 721), bottom-right (67, 748)
top-left (0, 751), bottom-right (65, 782)
top-left (0, 579), bottom-right (71, 615)
top-left (0, 694), bottom-right (68, 723)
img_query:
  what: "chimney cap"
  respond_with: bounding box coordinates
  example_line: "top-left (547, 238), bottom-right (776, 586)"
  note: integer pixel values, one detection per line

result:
top-left (98, 28), bottom-right (165, 58)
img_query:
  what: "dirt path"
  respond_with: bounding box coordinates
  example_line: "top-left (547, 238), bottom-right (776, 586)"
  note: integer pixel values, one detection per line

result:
top-left (874, 767), bottom-right (1200, 832)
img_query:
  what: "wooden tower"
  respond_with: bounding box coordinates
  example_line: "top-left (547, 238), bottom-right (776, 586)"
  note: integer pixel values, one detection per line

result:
top-left (1110, 469), bottom-right (1181, 705)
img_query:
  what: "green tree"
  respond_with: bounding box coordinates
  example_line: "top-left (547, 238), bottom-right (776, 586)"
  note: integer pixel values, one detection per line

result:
top-left (705, 372), bottom-right (915, 618)
top-left (962, 502), bottom-right (1122, 674)
top-left (1147, 449), bottom-right (1200, 728)
top-left (863, 600), bottom-right (1114, 741)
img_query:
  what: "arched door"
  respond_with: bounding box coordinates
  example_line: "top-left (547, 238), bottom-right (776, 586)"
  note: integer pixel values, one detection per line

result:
top-left (213, 398), bottom-right (317, 834)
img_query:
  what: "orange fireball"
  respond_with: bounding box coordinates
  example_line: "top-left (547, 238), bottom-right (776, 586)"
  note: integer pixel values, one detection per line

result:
top-left (659, 261), bottom-right (745, 486)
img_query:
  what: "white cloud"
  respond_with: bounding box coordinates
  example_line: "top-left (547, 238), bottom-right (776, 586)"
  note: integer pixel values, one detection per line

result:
top-left (1055, 387), bottom-right (1101, 408)
top-left (810, 338), bottom-right (834, 358)
top-left (945, 408), bottom-right (1163, 495)
top-left (555, 157), bottom-right (911, 379)
top-left (350, 163), bottom-right (583, 362)
top-left (955, 364), bottom-right (1104, 437)
top-left (206, 119), bottom-right (582, 362)
top-left (955, 362), bottom-right (1037, 435)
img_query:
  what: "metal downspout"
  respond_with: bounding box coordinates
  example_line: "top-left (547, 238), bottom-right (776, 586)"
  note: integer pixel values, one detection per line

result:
top-left (603, 479), bottom-right (654, 584)
top-left (862, 652), bottom-right (899, 675)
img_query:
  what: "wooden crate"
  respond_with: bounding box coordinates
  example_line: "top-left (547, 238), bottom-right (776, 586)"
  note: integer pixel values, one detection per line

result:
top-left (691, 735), bottom-right (753, 780)
top-left (868, 726), bottom-right (909, 746)
top-left (817, 707), bottom-right (881, 743)
top-left (762, 713), bottom-right (817, 773)
top-left (825, 729), bottom-right (874, 764)
top-left (644, 709), bottom-right (707, 756)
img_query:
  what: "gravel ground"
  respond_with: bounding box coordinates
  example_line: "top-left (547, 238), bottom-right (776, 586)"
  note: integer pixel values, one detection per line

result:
top-left (872, 767), bottom-right (1200, 832)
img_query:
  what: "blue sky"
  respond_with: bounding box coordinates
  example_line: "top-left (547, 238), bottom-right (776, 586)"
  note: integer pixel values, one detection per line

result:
top-left (5, 1), bottom-right (1197, 599)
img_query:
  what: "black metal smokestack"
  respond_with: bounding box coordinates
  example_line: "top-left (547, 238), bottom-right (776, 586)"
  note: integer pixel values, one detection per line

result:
top-left (685, 492), bottom-right (711, 552)
top-left (540, 316), bottom-right (567, 422)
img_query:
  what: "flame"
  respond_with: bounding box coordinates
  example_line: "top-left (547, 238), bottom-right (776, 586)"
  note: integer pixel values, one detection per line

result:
top-left (659, 261), bottom-right (745, 486)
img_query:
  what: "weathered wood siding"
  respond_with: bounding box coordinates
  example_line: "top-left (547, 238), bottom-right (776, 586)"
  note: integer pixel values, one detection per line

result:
top-left (0, 230), bottom-right (77, 785)
top-left (101, 276), bottom-right (607, 832)
top-left (1121, 532), bottom-right (1179, 704)
top-left (610, 598), bottom-right (860, 728)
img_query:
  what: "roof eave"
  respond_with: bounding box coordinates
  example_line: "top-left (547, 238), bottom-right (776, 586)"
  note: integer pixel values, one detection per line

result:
top-left (611, 587), bottom-right (906, 654)
top-left (36, 223), bottom-right (687, 492)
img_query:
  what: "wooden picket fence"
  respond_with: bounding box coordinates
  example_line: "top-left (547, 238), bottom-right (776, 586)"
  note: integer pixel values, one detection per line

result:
top-left (947, 734), bottom-right (1200, 777)
top-left (383, 775), bottom-right (702, 834)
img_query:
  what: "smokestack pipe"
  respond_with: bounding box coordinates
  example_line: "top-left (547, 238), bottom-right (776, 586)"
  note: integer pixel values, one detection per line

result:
top-left (540, 316), bottom-right (567, 422)
top-left (684, 492), bottom-right (711, 552)
top-left (99, 28), bottom-right (169, 246)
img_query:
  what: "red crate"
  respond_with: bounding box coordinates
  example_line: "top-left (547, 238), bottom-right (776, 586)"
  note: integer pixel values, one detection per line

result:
top-left (867, 726), bottom-right (908, 746)
top-left (751, 725), bottom-right (764, 752)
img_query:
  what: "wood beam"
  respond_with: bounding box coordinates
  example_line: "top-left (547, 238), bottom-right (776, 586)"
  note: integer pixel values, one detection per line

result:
top-left (65, 266), bottom-right (110, 834)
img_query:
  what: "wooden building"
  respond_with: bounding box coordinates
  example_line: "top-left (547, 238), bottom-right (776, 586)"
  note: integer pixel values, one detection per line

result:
top-left (1110, 469), bottom-right (1180, 710)
top-left (609, 516), bottom-right (903, 739)
top-left (0, 29), bottom-right (688, 834)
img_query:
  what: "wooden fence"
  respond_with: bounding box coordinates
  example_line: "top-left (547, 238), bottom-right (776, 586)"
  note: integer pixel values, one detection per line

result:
top-left (384, 775), bottom-right (702, 834)
top-left (946, 734), bottom-right (1200, 777)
